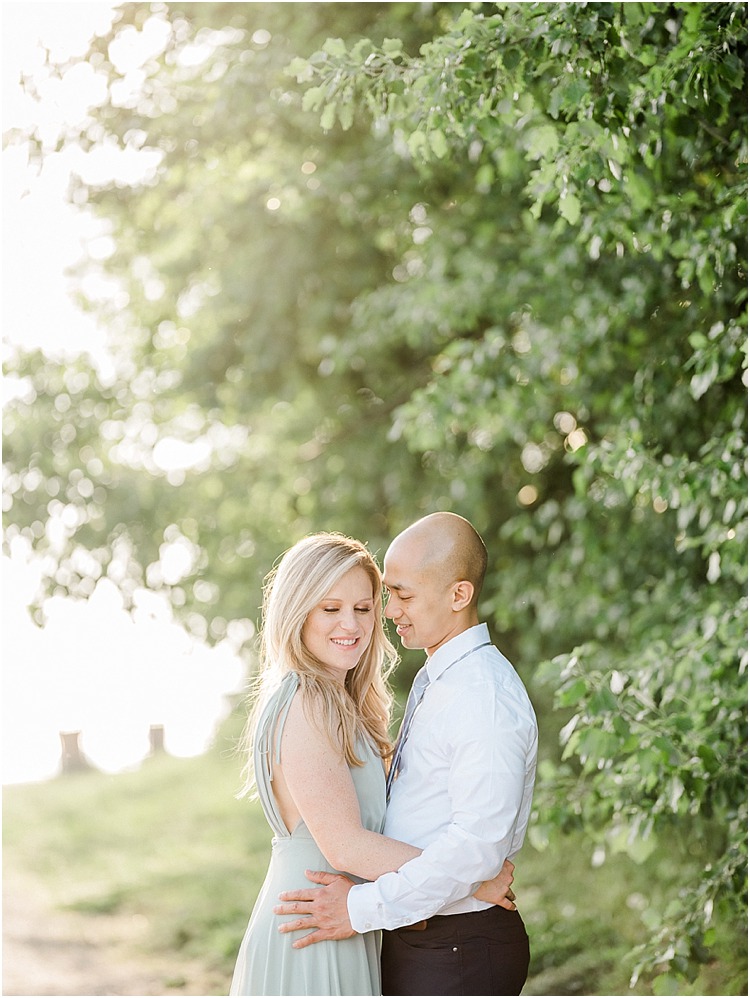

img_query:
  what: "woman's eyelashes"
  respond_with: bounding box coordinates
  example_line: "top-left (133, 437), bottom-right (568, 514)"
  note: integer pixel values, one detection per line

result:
top-left (322, 605), bottom-right (373, 614)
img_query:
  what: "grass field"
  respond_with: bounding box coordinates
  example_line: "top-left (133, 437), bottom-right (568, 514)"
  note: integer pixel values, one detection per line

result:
top-left (3, 711), bottom-right (746, 996)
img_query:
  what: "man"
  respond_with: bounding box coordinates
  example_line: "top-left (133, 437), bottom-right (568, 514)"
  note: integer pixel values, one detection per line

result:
top-left (275, 512), bottom-right (538, 995)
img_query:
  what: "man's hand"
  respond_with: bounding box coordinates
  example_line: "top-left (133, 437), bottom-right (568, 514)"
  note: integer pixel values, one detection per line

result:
top-left (474, 858), bottom-right (517, 910)
top-left (274, 870), bottom-right (356, 949)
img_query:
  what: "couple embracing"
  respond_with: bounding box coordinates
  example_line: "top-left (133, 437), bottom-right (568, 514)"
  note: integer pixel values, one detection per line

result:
top-left (229, 512), bottom-right (538, 997)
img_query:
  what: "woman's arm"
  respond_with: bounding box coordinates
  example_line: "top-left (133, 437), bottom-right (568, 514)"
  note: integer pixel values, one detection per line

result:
top-left (277, 691), bottom-right (515, 908)
top-left (275, 692), bottom-right (420, 881)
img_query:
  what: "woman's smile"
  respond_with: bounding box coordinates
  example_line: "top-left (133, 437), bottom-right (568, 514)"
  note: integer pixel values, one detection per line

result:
top-left (301, 566), bottom-right (376, 679)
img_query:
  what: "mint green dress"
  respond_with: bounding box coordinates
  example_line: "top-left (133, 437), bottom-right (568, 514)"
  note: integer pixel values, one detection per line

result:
top-left (229, 672), bottom-right (385, 996)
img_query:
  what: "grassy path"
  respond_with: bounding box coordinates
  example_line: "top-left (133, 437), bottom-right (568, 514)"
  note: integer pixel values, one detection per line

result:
top-left (3, 723), bottom-right (744, 997)
top-left (2, 867), bottom-right (226, 997)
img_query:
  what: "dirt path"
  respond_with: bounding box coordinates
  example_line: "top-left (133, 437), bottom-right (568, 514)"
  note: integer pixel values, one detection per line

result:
top-left (2, 870), bottom-right (227, 997)
top-left (2, 869), bottom-right (580, 997)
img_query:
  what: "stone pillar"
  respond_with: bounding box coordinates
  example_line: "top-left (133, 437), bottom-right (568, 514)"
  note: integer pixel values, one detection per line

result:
top-left (59, 731), bottom-right (91, 774)
top-left (149, 724), bottom-right (165, 755)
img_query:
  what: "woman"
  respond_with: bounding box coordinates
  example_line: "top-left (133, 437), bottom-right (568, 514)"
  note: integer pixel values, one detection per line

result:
top-left (229, 532), bottom-right (510, 996)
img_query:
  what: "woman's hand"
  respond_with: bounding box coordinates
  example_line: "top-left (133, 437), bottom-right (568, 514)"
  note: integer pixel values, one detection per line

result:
top-left (474, 858), bottom-right (517, 909)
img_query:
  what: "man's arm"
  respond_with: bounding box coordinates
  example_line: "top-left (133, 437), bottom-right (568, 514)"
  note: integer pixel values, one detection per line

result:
top-left (274, 871), bottom-right (356, 949)
top-left (275, 686), bottom-right (535, 941)
top-left (345, 689), bottom-right (536, 932)
top-left (274, 861), bottom-right (516, 949)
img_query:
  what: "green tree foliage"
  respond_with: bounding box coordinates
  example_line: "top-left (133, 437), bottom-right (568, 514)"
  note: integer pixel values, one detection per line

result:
top-left (3, 2), bottom-right (746, 989)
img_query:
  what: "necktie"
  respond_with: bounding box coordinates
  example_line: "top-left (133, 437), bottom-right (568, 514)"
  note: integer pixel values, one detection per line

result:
top-left (385, 640), bottom-right (493, 802)
top-left (385, 665), bottom-right (430, 801)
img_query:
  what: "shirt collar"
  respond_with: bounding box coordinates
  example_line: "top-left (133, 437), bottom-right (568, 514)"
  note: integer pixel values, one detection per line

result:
top-left (425, 622), bottom-right (490, 683)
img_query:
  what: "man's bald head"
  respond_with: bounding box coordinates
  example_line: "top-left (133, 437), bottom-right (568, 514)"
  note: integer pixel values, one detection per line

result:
top-left (389, 512), bottom-right (488, 608)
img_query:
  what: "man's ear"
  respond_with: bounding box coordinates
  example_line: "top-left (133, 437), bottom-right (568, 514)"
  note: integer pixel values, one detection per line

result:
top-left (451, 580), bottom-right (474, 611)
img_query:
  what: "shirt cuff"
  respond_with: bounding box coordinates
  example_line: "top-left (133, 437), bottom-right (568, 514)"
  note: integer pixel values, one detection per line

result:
top-left (347, 882), bottom-right (380, 933)
top-left (347, 877), bottom-right (454, 933)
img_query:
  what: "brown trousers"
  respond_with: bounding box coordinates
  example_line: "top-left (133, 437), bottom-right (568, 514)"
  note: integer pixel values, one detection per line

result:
top-left (381, 906), bottom-right (530, 996)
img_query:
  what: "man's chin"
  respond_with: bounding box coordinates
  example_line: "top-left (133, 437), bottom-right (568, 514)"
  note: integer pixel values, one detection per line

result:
top-left (397, 630), bottom-right (418, 649)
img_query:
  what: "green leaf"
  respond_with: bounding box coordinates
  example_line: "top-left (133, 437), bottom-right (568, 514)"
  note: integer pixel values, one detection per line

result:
top-left (690, 361), bottom-right (719, 400)
top-left (323, 37), bottom-right (347, 58)
top-left (319, 103), bottom-right (336, 131)
top-left (626, 171), bottom-right (653, 211)
top-left (382, 38), bottom-right (404, 57)
top-left (428, 129), bottom-right (449, 159)
top-left (286, 57), bottom-right (313, 83)
top-left (475, 162), bottom-right (495, 190)
top-left (350, 38), bottom-right (374, 63)
top-left (559, 191), bottom-right (581, 225)
top-left (589, 688), bottom-right (618, 714)
top-left (609, 821), bottom-right (659, 863)
top-left (454, 8), bottom-right (476, 31)
top-left (525, 124), bottom-right (560, 160)
top-left (407, 129), bottom-right (429, 159)
top-left (548, 77), bottom-right (590, 118)
top-left (557, 677), bottom-right (587, 707)
top-left (301, 86), bottom-right (326, 113)
top-left (653, 974), bottom-right (683, 995)
top-left (338, 99), bottom-right (354, 131)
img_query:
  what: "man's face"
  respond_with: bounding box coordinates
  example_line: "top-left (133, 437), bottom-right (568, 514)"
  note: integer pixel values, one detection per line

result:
top-left (382, 537), bottom-right (459, 656)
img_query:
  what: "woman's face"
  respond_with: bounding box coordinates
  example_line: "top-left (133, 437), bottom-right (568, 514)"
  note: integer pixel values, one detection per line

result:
top-left (301, 566), bottom-right (377, 682)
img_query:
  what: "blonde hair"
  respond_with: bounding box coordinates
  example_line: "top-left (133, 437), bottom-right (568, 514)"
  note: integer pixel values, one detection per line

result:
top-left (238, 532), bottom-right (398, 798)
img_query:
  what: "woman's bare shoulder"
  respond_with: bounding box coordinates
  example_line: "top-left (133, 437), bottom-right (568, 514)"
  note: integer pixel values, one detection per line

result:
top-left (281, 685), bottom-right (333, 751)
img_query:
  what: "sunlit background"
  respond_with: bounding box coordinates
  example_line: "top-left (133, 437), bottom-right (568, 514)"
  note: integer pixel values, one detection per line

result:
top-left (2, 2), bottom-right (247, 785)
top-left (2, 6), bottom-right (746, 996)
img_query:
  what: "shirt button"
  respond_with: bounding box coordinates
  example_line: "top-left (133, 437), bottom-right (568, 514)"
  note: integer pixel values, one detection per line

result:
top-left (452, 947), bottom-right (458, 953)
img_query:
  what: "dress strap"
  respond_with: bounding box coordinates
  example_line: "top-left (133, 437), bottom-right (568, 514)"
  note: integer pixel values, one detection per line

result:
top-left (272, 684), bottom-right (297, 766)
top-left (253, 671), bottom-right (300, 838)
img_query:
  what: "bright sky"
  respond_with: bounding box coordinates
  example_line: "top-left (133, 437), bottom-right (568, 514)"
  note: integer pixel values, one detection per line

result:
top-left (1, 1), bottom-right (167, 375)
top-left (2, 3), bottom-right (248, 784)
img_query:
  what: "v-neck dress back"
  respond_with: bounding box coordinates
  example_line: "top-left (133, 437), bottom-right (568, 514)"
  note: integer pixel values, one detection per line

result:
top-left (229, 672), bottom-right (386, 996)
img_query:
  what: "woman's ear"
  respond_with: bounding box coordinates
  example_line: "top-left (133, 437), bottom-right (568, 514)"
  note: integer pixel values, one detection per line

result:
top-left (451, 580), bottom-right (474, 612)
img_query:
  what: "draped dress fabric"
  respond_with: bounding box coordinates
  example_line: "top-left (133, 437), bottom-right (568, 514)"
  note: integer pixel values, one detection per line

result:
top-left (229, 672), bottom-right (386, 996)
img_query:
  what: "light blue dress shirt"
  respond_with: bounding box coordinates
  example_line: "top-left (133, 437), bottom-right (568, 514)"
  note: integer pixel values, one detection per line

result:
top-left (347, 623), bottom-right (538, 932)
